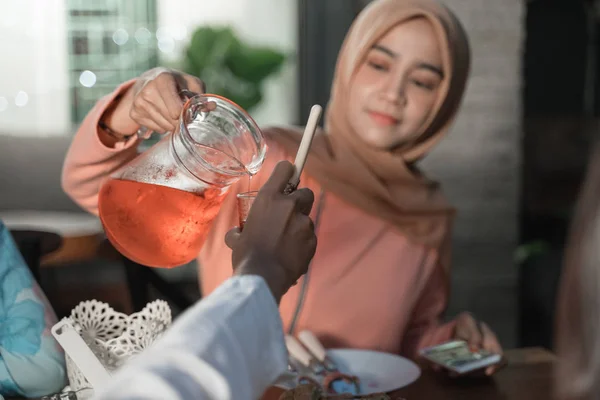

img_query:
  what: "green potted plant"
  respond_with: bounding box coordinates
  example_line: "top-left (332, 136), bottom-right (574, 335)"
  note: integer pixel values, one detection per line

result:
top-left (182, 26), bottom-right (287, 111)
top-left (140, 26), bottom-right (287, 148)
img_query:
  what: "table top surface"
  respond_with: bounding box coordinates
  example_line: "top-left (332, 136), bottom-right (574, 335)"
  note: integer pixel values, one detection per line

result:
top-left (6, 348), bottom-right (556, 400)
top-left (263, 347), bottom-right (556, 400)
top-left (391, 348), bottom-right (555, 399)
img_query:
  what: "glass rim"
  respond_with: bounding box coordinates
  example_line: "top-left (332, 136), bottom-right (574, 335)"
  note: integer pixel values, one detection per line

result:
top-left (182, 93), bottom-right (255, 120)
top-left (237, 191), bottom-right (259, 199)
top-left (179, 94), bottom-right (266, 177)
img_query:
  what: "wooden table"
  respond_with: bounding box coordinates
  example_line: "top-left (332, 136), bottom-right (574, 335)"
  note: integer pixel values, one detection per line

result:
top-left (391, 348), bottom-right (555, 399)
top-left (263, 347), bottom-right (556, 399)
top-left (6, 348), bottom-right (555, 400)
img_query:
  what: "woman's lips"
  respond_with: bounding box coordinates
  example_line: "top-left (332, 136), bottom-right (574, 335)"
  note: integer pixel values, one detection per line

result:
top-left (368, 111), bottom-right (400, 126)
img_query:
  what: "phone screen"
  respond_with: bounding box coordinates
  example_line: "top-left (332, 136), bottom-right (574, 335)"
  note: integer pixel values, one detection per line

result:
top-left (420, 340), bottom-right (501, 374)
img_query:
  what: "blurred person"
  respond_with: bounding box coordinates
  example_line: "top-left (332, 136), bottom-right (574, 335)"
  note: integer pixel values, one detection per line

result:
top-left (555, 143), bottom-right (600, 400)
top-left (62, 0), bottom-right (502, 371)
top-left (92, 161), bottom-right (316, 400)
top-left (0, 221), bottom-right (66, 398)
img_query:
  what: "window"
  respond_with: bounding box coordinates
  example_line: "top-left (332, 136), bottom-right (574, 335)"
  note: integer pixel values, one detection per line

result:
top-left (66, 0), bottom-right (159, 124)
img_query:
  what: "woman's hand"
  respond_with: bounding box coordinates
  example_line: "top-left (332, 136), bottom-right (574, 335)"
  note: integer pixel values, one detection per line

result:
top-left (102, 68), bottom-right (205, 138)
top-left (453, 312), bottom-right (503, 376)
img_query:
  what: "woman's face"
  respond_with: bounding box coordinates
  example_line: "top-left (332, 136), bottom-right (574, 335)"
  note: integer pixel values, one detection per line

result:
top-left (347, 18), bottom-right (445, 151)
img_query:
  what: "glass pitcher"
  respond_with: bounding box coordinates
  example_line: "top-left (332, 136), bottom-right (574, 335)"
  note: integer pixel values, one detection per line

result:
top-left (98, 94), bottom-right (266, 268)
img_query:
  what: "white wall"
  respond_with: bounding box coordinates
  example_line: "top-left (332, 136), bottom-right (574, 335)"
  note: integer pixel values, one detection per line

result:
top-left (156, 0), bottom-right (298, 127)
top-left (0, 0), bottom-right (70, 136)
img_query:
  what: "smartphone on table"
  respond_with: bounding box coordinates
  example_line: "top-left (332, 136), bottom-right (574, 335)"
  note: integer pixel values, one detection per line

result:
top-left (419, 340), bottom-right (502, 375)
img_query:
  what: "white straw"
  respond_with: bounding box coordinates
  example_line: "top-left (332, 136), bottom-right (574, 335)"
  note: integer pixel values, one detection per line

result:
top-left (289, 104), bottom-right (323, 187)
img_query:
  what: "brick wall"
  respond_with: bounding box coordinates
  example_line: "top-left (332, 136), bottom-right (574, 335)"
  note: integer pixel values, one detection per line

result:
top-left (420, 0), bottom-right (524, 347)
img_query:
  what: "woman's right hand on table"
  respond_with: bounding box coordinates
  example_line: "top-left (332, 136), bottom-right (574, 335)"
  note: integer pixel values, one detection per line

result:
top-left (102, 68), bottom-right (205, 139)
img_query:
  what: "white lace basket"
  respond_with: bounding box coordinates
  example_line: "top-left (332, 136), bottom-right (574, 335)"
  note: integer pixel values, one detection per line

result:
top-left (61, 300), bottom-right (172, 391)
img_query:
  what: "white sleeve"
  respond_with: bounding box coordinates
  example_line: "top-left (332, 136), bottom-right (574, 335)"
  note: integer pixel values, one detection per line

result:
top-left (92, 275), bottom-right (288, 400)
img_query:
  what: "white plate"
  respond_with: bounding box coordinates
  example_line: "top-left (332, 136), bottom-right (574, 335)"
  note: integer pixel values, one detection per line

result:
top-left (277, 348), bottom-right (421, 395)
top-left (328, 349), bottom-right (421, 394)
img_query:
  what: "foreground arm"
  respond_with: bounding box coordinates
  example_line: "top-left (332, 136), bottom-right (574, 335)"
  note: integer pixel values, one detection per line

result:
top-left (93, 275), bottom-right (288, 400)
